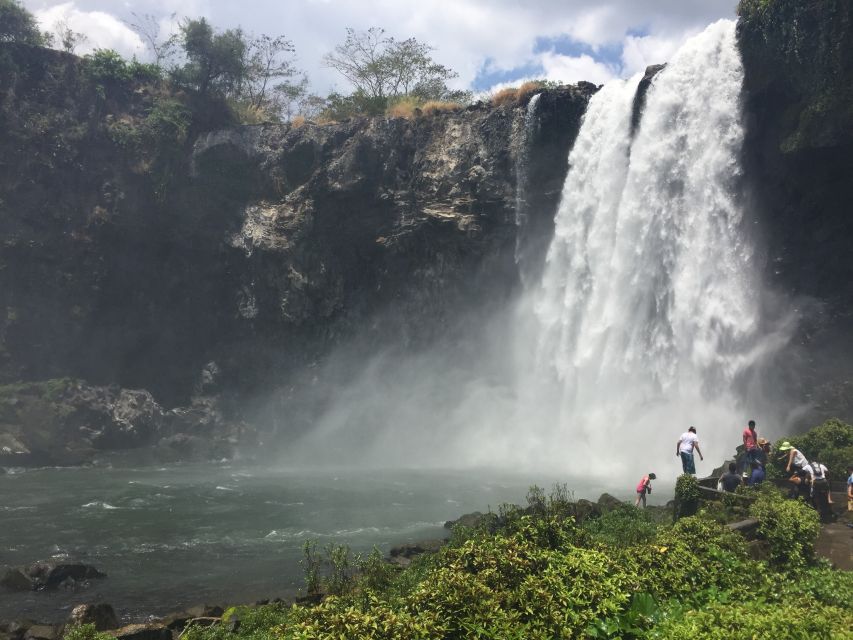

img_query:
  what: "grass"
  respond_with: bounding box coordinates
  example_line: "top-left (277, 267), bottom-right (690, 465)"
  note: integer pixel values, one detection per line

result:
top-left (491, 80), bottom-right (550, 106)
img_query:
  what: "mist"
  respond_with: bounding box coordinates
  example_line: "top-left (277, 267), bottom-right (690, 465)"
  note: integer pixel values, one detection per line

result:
top-left (276, 20), bottom-right (800, 489)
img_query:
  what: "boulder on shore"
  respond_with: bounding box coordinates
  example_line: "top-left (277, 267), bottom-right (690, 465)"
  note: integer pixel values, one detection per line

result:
top-left (68, 604), bottom-right (119, 631)
top-left (110, 624), bottom-right (171, 640)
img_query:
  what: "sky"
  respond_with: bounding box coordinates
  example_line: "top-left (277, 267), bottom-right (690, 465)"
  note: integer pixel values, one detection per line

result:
top-left (22, 0), bottom-right (740, 95)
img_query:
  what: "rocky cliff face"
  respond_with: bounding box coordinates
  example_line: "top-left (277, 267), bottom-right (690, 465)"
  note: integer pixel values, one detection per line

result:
top-left (737, 0), bottom-right (853, 420)
top-left (0, 43), bottom-right (594, 460)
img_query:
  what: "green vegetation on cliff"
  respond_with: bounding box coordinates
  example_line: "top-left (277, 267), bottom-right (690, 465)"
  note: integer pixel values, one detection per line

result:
top-left (737, 0), bottom-right (853, 151)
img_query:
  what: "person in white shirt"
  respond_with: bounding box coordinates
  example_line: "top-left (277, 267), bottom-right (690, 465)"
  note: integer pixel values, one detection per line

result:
top-left (676, 426), bottom-right (703, 475)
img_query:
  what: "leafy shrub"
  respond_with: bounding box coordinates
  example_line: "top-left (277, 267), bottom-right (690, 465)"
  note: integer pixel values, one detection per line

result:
top-left (63, 624), bottom-right (113, 640)
top-left (649, 598), bottom-right (852, 640)
top-left (0, 0), bottom-right (48, 45)
top-left (750, 488), bottom-right (820, 569)
top-left (626, 515), bottom-right (750, 602)
top-left (674, 473), bottom-right (700, 519)
top-left (84, 49), bottom-right (132, 87)
top-left (128, 60), bottom-right (162, 83)
top-left (786, 418), bottom-right (853, 478)
top-left (769, 563), bottom-right (853, 608)
top-left (583, 504), bottom-right (658, 547)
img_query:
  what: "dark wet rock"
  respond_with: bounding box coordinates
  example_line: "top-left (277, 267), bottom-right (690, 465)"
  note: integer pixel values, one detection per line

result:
top-left (226, 619), bottom-right (241, 634)
top-left (0, 568), bottom-right (33, 591)
top-left (737, 0), bottom-right (853, 425)
top-left (746, 539), bottom-right (771, 562)
top-left (0, 380), bottom-right (249, 466)
top-left (389, 539), bottom-right (445, 566)
top-left (573, 499), bottom-right (601, 523)
top-left (596, 493), bottom-right (622, 512)
top-left (67, 604), bottom-right (119, 631)
top-left (110, 624), bottom-right (171, 640)
top-left (26, 562), bottom-right (105, 590)
top-left (1, 621), bottom-right (35, 640)
top-left (630, 63), bottom-right (666, 137)
top-left (22, 626), bottom-right (56, 640)
top-left (184, 606), bottom-right (224, 619)
top-left (443, 511), bottom-right (485, 530)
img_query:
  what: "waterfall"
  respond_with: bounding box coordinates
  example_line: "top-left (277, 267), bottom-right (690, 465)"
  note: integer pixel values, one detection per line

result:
top-left (526, 20), bottom-right (774, 476)
top-left (514, 92), bottom-right (542, 287)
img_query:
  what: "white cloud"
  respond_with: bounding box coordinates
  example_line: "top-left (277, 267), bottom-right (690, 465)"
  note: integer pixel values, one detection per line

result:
top-left (24, 0), bottom-right (738, 89)
top-left (620, 33), bottom-right (691, 76)
top-left (539, 51), bottom-right (617, 86)
top-left (34, 2), bottom-right (145, 58)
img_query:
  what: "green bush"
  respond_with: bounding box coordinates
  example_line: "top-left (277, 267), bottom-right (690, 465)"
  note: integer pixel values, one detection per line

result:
top-left (63, 624), bottom-right (113, 640)
top-left (787, 418), bottom-right (853, 478)
top-left (674, 474), bottom-right (700, 519)
top-left (649, 599), bottom-right (852, 640)
top-left (750, 488), bottom-right (820, 569)
top-left (84, 49), bottom-right (132, 87)
top-left (583, 504), bottom-right (658, 547)
top-left (626, 515), bottom-right (750, 602)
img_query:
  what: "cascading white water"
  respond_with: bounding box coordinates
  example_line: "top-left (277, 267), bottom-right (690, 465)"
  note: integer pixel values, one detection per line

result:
top-left (528, 19), bottom-right (769, 477)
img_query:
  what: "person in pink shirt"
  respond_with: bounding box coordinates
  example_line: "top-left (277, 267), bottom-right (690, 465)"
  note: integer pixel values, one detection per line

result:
top-left (635, 473), bottom-right (656, 508)
top-left (741, 419), bottom-right (759, 474)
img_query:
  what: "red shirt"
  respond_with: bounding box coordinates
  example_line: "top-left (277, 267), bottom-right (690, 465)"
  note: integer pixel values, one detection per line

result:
top-left (742, 427), bottom-right (757, 450)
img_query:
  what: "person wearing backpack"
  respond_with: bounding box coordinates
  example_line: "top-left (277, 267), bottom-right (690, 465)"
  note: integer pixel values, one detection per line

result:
top-left (804, 460), bottom-right (833, 522)
top-left (635, 473), bottom-right (656, 508)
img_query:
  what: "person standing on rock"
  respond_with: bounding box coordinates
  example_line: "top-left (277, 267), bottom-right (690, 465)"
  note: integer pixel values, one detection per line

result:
top-left (635, 473), bottom-right (656, 508)
top-left (741, 420), bottom-right (759, 474)
top-left (676, 426), bottom-right (703, 475)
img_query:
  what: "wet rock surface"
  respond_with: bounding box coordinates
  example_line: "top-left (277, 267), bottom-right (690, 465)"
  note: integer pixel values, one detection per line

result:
top-left (67, 604), bottom-right (119, 631)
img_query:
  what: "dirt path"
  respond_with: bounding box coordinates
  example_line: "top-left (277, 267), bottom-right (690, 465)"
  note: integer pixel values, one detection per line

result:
top-left (815, 492), bottom-right (853, 571)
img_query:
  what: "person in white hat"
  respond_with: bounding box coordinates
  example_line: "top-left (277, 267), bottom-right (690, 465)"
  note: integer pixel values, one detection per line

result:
top-left (778, 441), bottom-right (808, 499)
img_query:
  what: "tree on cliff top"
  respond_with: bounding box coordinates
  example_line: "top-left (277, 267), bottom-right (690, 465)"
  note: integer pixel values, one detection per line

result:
top-left (323, 27), bottom-right (470, 116)
top-left (173, 18), bottom-right (247, 97)
top-left (0, 0), bottom-right (48, 45)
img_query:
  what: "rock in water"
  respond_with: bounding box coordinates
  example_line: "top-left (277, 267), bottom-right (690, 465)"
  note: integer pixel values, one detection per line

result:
top-left (26, 562), bottom-right (106, 590)
top-left (68, 604), bottom-right (119, 631)
top-left (22, 626), bottom-right (57, 640)
top-left (0, 568), bottom-right (33, 591)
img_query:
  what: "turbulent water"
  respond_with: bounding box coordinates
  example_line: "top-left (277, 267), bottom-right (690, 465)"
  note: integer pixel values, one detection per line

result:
top-left (0, 464), bottom-right (581, 622)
